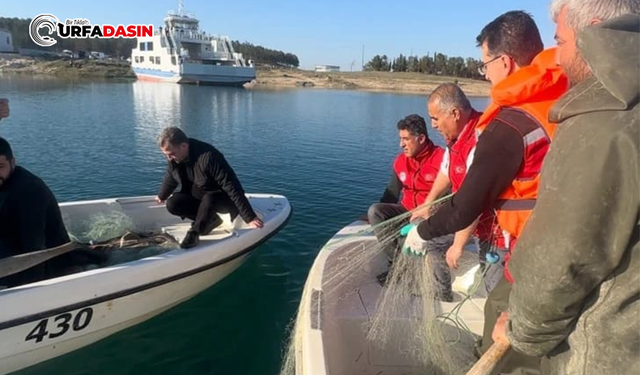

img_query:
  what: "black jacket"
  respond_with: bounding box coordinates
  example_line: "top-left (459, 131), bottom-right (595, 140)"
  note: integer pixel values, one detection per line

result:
top-left (0, 166), bottom-right (71, 286)
top-left (157, 138), bottom-right (256, 222)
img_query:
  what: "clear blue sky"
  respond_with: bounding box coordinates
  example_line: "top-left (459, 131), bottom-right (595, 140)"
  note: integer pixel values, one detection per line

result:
top-left (3, 0), bottom-right (557, 70)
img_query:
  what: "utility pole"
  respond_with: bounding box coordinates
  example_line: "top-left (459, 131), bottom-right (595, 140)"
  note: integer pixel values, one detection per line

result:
top-left (361, 44), bottom-right (365, 70)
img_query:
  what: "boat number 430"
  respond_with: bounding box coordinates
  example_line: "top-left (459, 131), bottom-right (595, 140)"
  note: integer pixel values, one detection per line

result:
top-left (25, 308), bottom-right (94, 343)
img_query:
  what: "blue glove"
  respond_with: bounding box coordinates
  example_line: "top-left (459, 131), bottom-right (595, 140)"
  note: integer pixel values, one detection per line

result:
top-left (400, 223), bottom-right (416, 237)
top-left (486, 251), bottom-right (500, 264)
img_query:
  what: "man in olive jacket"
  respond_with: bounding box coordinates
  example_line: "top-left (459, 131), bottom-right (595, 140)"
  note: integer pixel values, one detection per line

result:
top-left (155, 127), bottom-right (263, 248)
top-left (492, 9), bottom-right (639, 375)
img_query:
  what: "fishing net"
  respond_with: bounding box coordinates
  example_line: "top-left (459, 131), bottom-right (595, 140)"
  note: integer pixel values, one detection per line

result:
top-left (281, 196), bottom-right (496, 375)
top-left (80, 211), bottom-right (136, 243)
top-left (66, 210), bottom-right (178, 267)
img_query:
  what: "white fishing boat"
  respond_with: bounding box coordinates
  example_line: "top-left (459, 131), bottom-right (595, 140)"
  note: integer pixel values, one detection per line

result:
top-left (131, 1), bottom-right (255, 85)
top-left (0, 194), bottom-right (291, 374)
top-left (292, 220), bottom-right (487, 375)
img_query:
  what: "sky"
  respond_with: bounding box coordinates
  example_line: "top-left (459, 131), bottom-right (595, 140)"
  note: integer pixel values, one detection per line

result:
top-left (2, 0), bottom-right (558, 71)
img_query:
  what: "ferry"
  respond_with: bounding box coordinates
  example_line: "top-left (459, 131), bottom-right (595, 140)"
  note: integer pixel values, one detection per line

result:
top-left (131, 2), bottom-right (256, 85)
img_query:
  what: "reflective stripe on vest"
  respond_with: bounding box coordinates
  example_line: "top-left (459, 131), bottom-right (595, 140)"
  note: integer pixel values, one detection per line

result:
top-left (523, 127), bottom-right (548, 147)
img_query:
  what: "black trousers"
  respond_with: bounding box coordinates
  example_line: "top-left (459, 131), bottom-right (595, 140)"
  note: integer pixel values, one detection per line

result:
top-left (166, 191), bottom-right (238, 235)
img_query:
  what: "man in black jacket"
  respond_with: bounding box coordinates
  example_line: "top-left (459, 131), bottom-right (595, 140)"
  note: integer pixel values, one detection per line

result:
top-left (0, 137), bottom-right (102, 287)
top-left (155, 127), bottom-right (263, 249)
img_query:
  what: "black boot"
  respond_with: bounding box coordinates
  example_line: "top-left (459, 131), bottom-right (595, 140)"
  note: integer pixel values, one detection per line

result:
top-left (180, 230), bottom-right (200, 249)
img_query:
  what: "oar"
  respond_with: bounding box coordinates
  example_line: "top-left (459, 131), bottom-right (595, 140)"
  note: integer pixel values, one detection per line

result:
top-left (0, 242), bottom-right (84, 279)
top-left (466, 342), bottom-right (511, 375)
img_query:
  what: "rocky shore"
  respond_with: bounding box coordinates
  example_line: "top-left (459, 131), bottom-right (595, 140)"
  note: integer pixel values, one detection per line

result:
top-left (0, 55), bottom-right (135, 79)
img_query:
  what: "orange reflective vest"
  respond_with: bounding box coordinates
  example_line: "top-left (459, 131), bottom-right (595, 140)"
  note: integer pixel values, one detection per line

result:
top-left (476, 48), bottom-right (568, 281)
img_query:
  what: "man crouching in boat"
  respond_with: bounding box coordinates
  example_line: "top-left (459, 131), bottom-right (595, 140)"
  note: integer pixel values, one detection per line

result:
top-left (367, 114), bottom-right (454, 301)
top-left (155, 127), bottom-right (263, 249)
top-left (0, 137), bottom-right (103, 288)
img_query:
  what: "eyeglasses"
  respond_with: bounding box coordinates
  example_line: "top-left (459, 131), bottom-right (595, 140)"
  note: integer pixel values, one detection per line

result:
top-left (477, 55), bottom-right (502, 75)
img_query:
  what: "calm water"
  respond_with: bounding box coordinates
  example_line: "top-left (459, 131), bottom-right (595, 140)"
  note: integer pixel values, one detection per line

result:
top-left (0, 74), bottom-right (489, 375)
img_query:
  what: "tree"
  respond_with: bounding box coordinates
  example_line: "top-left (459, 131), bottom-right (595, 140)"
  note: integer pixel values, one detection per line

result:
top-left (231, 41), bottom-right (299, 67)
top-left (407, 55), bottom-right (420, 72)
top-left (434, 53), bottom-right (448, 75)
top-left (364, 55), bottom-right (384, 71)
top-left (393, 54), bottom-right (407, 72)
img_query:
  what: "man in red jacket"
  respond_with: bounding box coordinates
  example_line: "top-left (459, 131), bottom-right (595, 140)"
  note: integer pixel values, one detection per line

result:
top-left (414, 83), bottom-right (507, 293)
top-left (367, 114), bottom-right (453, 301)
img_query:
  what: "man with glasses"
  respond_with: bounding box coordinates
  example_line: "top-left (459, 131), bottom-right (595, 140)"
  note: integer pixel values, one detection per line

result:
top-left (404, 10), bottom-right (567, 373)
top-left (367, 114), bottom-right (454, 301)
top-left (491, 1), bottom-right (639, 373)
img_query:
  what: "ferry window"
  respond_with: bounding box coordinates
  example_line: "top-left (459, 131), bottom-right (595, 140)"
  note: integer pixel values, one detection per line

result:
top-left (156, 57), bottom-right (161, 64)
top-left (139, 42), bottom-right (145, 51)
top-left (134, 56), bottom-right (139, 63)
top-left (171, 56), bottom-right (176, 65)
top-left (140, 56), bottom-right (144, 63)
top-left (147, 42), bottom-right (153, 51)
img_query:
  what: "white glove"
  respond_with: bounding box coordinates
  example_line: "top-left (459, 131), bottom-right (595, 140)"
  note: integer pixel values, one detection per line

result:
top-left (402, 224), bottom-right (428, 256)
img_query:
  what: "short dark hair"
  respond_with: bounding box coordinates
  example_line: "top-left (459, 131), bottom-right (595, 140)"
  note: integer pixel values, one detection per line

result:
top-left (157, 127), bottom-right (188, 147)
top-left (397, 114), bottom-right (428, 138)
top-left (476, 11), bottom-right (543, 67)
top-left (0, 136), bottom-right (13, 160)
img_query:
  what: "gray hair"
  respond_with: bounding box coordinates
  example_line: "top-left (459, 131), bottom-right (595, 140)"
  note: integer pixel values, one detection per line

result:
top-left (551, 0), bottom-right (640, 29)
top-left (428, 83), bottom-right (471, 112)
top-left (157, 127), bottom-right (188, 147)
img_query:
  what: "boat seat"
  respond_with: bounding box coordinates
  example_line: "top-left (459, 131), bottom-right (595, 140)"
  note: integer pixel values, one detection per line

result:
top-left (161, 215), bottom-right (238, 244)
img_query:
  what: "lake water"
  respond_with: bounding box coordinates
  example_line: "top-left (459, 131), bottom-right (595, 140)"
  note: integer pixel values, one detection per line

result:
top-left (0, 74), bottom-right (489, 375)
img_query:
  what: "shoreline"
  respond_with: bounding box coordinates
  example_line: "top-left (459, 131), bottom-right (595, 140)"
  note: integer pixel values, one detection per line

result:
top-left (0, 55), bottom-right (136, 79)
top-left (0, 56), bottom-right (490, 96)
top-left (250, 68), bottom-right (491, 96)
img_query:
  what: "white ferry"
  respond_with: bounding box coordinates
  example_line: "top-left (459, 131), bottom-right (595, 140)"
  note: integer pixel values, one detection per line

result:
top-left (131, 2), bottom-right (255, 85)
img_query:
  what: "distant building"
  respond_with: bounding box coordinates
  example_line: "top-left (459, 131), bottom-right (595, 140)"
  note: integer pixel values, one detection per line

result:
top-left (0, 29), bottom-right (14, 53)
top-left (314, 65), bottom-right (340, 72)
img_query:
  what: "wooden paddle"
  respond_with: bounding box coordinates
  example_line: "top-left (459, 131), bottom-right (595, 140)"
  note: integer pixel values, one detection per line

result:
top-left (466, 341), bottom-right (511, 375)
top-left (0, 242), bottom-right (84, 279)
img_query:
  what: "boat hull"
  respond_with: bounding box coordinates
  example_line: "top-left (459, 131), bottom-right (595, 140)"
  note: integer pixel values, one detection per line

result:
top-left (294, 220), bottom-right (486, 375)
top-left (0, 194), bottom-right (291, 373)
top-left (133, 64), bottom-right (256, 86)
top-left (1, 256), bottom-right (245, 374)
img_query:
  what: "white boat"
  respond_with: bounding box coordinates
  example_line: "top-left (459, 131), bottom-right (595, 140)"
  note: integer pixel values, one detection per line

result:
top-left (0, 194), bottom-right (291, 374)
top-left (291, 220), bottom-right (487, 375)
top-left (130, 1), bottom-right (256, 85)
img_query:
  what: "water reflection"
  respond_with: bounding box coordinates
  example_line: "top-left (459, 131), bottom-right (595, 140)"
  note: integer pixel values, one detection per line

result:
top-left (132, 81), bottom-right (182, 155)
